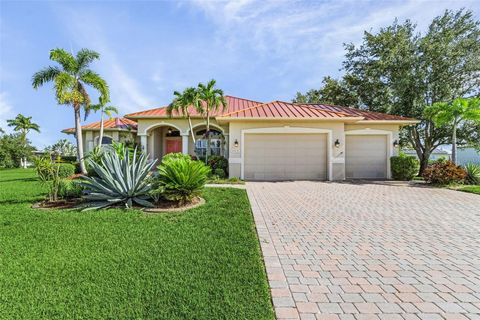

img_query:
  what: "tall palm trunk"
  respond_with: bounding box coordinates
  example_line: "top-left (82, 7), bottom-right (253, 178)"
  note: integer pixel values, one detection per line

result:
top-left (205, 110), bottom-right (211, 164)
top-left (22, 131), bottom-right (27, 169)
top-left (74, 105), bottom-right (87, 174)
top-left (187, 115), bottom-right (196, 144)
top-left (452, 121), bottom-right (457, 164)
top-left (98, 108), bottom-right (105, 147)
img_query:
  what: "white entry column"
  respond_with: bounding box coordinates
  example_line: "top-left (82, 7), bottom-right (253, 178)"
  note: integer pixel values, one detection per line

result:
top-left (181, 133), bottom-right (189, 155)
top-left (140, 134), bottom-right (148, 154)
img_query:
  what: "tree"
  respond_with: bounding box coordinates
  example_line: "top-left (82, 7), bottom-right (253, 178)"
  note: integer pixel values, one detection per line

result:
top-left (7, 114), bottom-right (40, 168)
top-left (0, 133), bottom-right (35, 168)
top-left (87, 100), bottom-right (118, 147)
top-left (167, 87), bottom-right (200, 145)
top-left (425, 97), bottom-right (480, 164)
top-left (293, 76), bottom-right (360, 106)
top-left (196, 80), bottom-right (227, 162)
top-left (45, 139), bottom-right (77, 157)
top-left (32, 48), bottom-right (109, 174)
top-left (297, 10), bottom-right (479, 174)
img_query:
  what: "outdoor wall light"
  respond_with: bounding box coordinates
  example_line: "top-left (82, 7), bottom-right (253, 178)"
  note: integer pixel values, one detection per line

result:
top-left (393, 140), bottom-right (399, 148)
top-left (167, 128), bottom-right (172, 135)
top-left (334, 139), bottom-right (340, 148)
top-left (234, 139), bottom-right (239, 148)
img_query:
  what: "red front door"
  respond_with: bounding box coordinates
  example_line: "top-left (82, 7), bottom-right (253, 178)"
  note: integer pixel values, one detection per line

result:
top-left (165, 139), bottom-right (182, 154)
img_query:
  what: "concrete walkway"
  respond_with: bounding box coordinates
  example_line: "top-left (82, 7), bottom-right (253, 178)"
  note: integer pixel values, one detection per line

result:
top-left (247, 181), bottom-right (480, 320)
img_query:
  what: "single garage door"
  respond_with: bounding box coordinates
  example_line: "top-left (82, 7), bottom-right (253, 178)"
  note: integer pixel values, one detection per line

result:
top-left (244, 133), bottom-right (327, 181)
top-left (346, 135), bottom-right (387, 179)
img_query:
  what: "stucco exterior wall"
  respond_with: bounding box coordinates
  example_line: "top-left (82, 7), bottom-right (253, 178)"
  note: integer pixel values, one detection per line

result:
top-left (81, 130), bottom-right (137, 153)
top-left (227, 121), bottom-right (401, 180)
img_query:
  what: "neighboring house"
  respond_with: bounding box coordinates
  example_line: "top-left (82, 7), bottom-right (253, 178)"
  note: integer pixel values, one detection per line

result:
top-left (457, 147), bottom-right (480, 165)
top-left (63, 96), bottom-right (418, 181)
top-left (403, 148), bottom-right (451, 161)
top-left (62, 117), bottom-right (138, 151)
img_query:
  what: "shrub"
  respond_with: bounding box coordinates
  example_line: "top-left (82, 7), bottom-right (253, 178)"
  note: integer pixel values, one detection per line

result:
top-left (390, 154), bottom-right (419, 180)
top-left (464, 163), bottom-right (480, 185)
top-left (58, 179), bottom-right (83, 199)
top-left (57, 163), bottom-right (75, 178)
top-left (155, 156), bottom-right (210, 205)
top-left (423, 159), bottom-right (467, 185)
top-left (33, 156), bottom-right (62, 202)
top-left (162, 152), bottom-right (192, 163)
top-left (78, 148), bottom-right (155, 210)
top-left (214, 168), bottom-right (226, 179)
top-left (207, 155), bottom-right (228, 174)
top-left (60, 155), bottom-right (77, 162)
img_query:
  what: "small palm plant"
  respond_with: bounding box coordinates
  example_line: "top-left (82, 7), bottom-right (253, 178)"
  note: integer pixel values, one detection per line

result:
top-left (154, 154), bottom-right (210, 205)
top-left (79, 148), bottom-right (155, 210)
top-left (464, 163), bottom-right (480, 185)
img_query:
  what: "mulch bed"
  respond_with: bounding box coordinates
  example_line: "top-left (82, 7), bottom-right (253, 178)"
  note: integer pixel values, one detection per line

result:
top-left (144, 197), bottom-right (205, 213)
top-left (32, 199), bottom-right (82, 210)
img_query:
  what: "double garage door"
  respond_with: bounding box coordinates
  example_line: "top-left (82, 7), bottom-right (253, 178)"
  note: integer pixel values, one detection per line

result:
top-left (243, 133), bottom-right (388, 181)
top-left (244, 133), bottom-right (327, 181)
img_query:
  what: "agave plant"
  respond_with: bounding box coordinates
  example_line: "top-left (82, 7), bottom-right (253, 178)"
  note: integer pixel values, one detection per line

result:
top-left (464, 163), bottom-right (480, 185)
top-left (79, 148), bottom-right (155, 210)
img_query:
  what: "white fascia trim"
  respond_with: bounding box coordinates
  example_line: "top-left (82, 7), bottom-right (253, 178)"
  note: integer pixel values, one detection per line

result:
top-left (345, 128), bottom-right (394, 179)
top-left (356, 120), bottom-right (420, 125)
top-left (141, 122), bottom-right (186, 136)
top-left (216, 117), bottom-right (363, 122)
top-left (240, 126), bottom-right (333, 181)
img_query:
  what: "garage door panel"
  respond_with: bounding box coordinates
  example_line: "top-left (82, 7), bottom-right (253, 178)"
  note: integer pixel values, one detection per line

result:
top-left (244, 133), bottom-right (327, 181)
top-left (346, 135), bottom-right (387, 179)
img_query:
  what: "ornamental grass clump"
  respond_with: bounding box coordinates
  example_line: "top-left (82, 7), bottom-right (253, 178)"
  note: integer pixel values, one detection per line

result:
top-left (153, 153), bottom-right (210, 205)
top-left (79, 148), bottom-right (155, 210)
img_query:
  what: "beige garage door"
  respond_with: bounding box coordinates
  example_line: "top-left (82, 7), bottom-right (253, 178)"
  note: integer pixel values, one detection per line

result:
top-left (346, 135), bottom-right (388, 179)
top-left (244, 133), bottom-right (327, 181)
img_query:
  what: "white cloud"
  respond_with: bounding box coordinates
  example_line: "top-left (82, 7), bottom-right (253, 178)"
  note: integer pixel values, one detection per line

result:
top-left (0, 92), bottom-right (14, 132)
top-left (191, 0), bottom-right (479, 84)
top-left (50, 5), bottom-right (154, 114)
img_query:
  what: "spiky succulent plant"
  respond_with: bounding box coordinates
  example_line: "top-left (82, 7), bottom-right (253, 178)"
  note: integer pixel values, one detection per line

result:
top-left (79, 148), bottom-right (155, 210)
top-left (465, 163), bottom-right (480, 185)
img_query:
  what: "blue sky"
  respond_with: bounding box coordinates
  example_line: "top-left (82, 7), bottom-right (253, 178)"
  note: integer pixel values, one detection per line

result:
top-left (0, 0), bottom-right (478, 148)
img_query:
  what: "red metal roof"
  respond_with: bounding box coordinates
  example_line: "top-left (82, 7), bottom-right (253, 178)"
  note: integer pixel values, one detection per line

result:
top-left (220, 101), bottom-right (359, 119)
top-left (62, 117), bottom-right (137, 133)
top-left (298, 104), bottom-right (416, 121)
top-left (124, 95), bottom-right (261, 118)
top-left (123, 95), bottom-right (416, 122)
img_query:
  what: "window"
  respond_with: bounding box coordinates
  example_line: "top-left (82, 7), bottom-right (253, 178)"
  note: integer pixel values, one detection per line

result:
top-left (195, 129), bottom-right (223, 157)
top-left (100, 136), bottom-right (113, 145)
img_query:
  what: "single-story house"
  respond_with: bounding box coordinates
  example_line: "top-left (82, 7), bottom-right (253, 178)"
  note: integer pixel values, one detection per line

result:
top-left (63, 95), bottom-right (418, 181)
top-left (62, 117), bottom-right (138, 150)
top-left (403, 148), bottom-right (451, 161)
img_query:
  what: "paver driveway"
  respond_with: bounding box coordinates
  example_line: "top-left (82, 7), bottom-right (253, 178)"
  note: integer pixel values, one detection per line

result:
top-left (247, 181), bottom-right (480, 320)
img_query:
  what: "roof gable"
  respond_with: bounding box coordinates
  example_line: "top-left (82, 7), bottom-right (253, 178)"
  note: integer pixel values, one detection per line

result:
top-left (62, 117), bottom-right (137, 134)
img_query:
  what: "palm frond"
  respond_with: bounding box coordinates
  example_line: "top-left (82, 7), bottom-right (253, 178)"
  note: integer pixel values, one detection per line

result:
top-left (49, 48), bottom-right (78, 73)
top-left (79, 70), bottom-right (110, 103)
top-left (32, 66), bottom-right (61, 89)
top-left (76, 48), bottom-right (100, 71)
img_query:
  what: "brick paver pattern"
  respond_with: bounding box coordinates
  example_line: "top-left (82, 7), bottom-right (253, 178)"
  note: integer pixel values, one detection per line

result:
top-left (247, 181), bottom-right (480, 320)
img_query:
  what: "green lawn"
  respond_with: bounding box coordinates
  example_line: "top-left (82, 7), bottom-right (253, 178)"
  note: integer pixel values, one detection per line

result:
top-left (456, 185), bottom-right (480, 195)
top-left (0, 169), bottom-right (274, 320)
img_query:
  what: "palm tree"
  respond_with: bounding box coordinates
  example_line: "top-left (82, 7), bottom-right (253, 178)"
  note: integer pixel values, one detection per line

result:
top-left (32, 48), bottom-right (109, 174)
top-left (196, 80), bottom-right (227, 162)
top-left (167, 87), bottom-right (200, 145)
top-left (87, 100), bottom-right (118, 147)
top-left (45, 139), bottom-right (77, 157)
top-left (7, 114), bottom-right (40, 168)
top-left (426, 97), bottom-right (480, 164)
